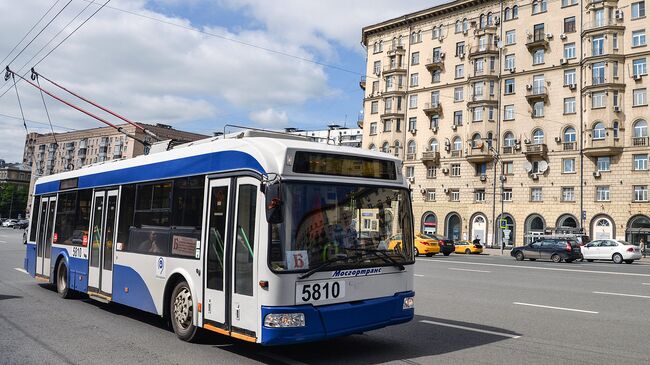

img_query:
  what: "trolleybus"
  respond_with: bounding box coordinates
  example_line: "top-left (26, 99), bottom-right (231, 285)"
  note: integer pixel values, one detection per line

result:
top-left (24, 130), bottom-right (415, 345)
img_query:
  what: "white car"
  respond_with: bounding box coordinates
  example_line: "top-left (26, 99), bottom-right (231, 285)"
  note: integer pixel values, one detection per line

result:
top-left (581, 239), bottom-right (642, 264)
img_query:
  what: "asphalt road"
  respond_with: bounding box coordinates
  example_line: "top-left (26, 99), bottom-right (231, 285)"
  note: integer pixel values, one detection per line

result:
top-left (1, 227), bottom-right (649, 365)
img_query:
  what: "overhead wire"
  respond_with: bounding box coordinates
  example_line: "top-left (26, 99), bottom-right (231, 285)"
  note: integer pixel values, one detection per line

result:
top-left (33, 73), bottom-right (57, 144)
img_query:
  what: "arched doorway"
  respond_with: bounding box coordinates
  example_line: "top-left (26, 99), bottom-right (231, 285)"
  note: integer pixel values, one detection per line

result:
top-left (591, 215), bottom-right (614, 240)
top-left (525, 214), bottom-right (546, 244)
top-left (470, 213), bottom-right (487, 245)
top-left (421, 212), bottom-right (437, 236)
top-left (497, 213), bottom-right (515, 247)
top-left (626, 215), bottom-right (650, 245)
top-left (555, 214), bottom-right (579, 234)
top-left (445, 213), bottom-right (462, 241)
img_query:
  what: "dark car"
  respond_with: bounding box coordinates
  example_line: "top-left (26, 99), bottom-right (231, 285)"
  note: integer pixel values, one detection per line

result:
top-left (13, 220), bottom-right (29, 229)
top-left (511, 238), bottom-right (582, 263)
top-left (424, 233), bottom-right (455, 256)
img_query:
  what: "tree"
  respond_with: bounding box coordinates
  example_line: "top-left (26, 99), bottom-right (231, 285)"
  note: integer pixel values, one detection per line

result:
top-left (0, 184), bottom-right (28, 219)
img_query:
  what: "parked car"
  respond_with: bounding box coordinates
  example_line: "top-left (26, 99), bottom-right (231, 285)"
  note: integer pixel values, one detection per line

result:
top-left (581, 239), bottom-right (642, 264)
top-left (422, 233), bottom-right (455, 256)
top-left (2, 219), bottom-right (18, 227)
top-left (454, 240), bottom-right (483, 254)
top-left (387, 233), bottom-right (441, 257)
top-left (511, 238), bottom-right (582, 263)
top-left (13, 219), bottom-right (29, 229)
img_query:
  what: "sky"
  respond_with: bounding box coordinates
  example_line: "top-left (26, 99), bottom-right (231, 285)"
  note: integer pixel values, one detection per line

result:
top-left (0, 0), bottom-right (441, 162)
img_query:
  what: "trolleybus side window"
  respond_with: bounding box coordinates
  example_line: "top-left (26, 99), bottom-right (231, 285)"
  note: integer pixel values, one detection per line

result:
top-left (207, 185), bottom-right (228, 291)
top-left (117, 184), bottom-right (135, 251)
top-left (235, 184), bottom-right (257, 296)
top-left (29, 196), bottom-right (41, 242)
top-left (53, 190), bottom-right (92, 246)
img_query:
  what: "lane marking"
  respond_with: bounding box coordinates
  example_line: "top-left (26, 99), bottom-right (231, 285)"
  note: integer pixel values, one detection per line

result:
top-left (414, 274), bottom-right (425, 277)
top-left (642, 283), bottom-right (650, 286)
top-left (593, 291), bottom-right (650, 299)
top-left (420, 258), bottom-right (650, 277)
top-left (448, 268), bottom-right (491, 273)
top-left (420, 320), bottom-right (521, 339)
top-left (0, 240), bottom-right (6, 243)
top-left (14, 268), bottom-right (28, 274)
top-left (513, 302), bottom-right (598, 314)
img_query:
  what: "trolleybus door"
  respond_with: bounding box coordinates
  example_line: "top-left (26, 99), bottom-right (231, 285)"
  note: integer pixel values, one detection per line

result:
top-left (36, 196), bottom-right (56, 278)
top-left (88, 189), bottom-right (118, 296)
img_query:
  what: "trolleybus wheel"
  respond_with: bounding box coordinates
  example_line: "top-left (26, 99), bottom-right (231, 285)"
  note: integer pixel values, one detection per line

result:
top-left (170, 281), bottom-right (199, 342)
top-left (56, 260), bottom-right (72, 299)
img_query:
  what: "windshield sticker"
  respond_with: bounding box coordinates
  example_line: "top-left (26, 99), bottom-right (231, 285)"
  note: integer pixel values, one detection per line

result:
top-left (287, 250), bottom-right (309, 270)
top-left (332, 267), bottom-right (382, 278)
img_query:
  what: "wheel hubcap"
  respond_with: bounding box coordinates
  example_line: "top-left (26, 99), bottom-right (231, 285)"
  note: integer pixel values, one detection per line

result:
top-left (173, 287), bottom-right (192, 330)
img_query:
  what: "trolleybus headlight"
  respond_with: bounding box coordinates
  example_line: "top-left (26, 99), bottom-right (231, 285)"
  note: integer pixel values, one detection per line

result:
top-left (264, 313), bottom-right (306, 328)
top-left (403, 297), bottom-right (414, 310)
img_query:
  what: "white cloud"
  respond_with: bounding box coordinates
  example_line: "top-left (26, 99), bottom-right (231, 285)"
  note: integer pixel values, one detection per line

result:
top-left (249, 108), bottom-right (288, 126)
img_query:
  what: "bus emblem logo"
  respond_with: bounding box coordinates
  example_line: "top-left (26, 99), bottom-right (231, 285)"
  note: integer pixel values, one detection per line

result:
top-left (156, 257), bottom-right (165, 279)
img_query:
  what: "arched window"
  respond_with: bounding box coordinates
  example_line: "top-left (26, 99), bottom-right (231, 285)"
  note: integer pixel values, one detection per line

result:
top-left (564, 127), bottom-right (576, 142)
top-left (613, 121), bottom-right (620, 139)
top-left (411, 32), bottom-right (417, 43)
top-left (504, 7), bottom-right (511, 20)
top-left (429, 138), bottom-right (439, 152)
top-left (472, 133), bottom-right (482, 148)
top-left (378, 40), bottom-right (383, 52)
top-left (532, 1), bottom-right (539, 14)
top-left (512, 5), bottom-right (519, 18)
top-left (532, 129), bottom-right (545, 144)
top-left (455, 20), bottom-right (462, 33)
top-left (381, 141), bottom-right (390, 153)
top-left (453, 137), bottom-right (462, 151)
top-left (407, 140), bottom-right (417, 154)
top-left (463, 18), bottom-right (469, 32)
top-left (487, 12), bottom-right (493, 26)
top-left (368, 143), bottom-right (376, 151)
top-left (479, 14), bottom-right (486, 29)
top-left (393, 140), bottom-right (401, 157)
top-left (398, 35), bottom-right (404, 46)
top-left (504, 132), bottom-right (515, 146)
top-left (392, 37), bottom-right (397, 48)
top-left (593, 122), bottom-right (606, 140)
top-left (373, 42), bottom-right (378, 53)
top-left (487, 131), bottom-right (494, 148)
top-left (634, 119), bottom-right (648, 138)
top-left (432, 26), bottom-right (439, 39)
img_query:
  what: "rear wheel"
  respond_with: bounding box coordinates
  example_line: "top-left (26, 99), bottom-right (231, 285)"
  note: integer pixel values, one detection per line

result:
top-left (56, 260), bottom-right (72, 299)
top-left (551, 254), bottom-right (562, 263)
top-left (170, 281), bottom-right (199, 342)
top-left (465, 249), bottom-right (471, 255)
top-left (565, 259), bottom-right (574, 263)
top-left (515, 251), bottom-right (524, 261)
top-left (443, 252), bottom-right (451, 256)
top-left (624, 259), bottom-right (634, 264)
top-left (414, 247), bottom-right (420, 257)
top-left (612, 253), bottom-right (623, 264)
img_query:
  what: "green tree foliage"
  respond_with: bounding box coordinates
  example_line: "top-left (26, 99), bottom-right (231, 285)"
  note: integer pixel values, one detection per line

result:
top-left (0, 184), bottom-right (28, 219)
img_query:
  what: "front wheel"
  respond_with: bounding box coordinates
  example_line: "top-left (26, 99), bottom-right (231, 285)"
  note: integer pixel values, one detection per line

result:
top-left (465, 249), bottom-right (471, 255)
top-left (624, 259), bottom-right (634, 264)
top-left (414, 247), bottom-right (420, 257)
top-left (515, 251), bottom-right (524, 261)
top-left (551, 254), bottom-right (562, 263)
top-left (443, 252), bottom-right (451, 256)
top-left (612, 253), bottom-right (623, 264)
top-left (56, 260), bottom-right (72, 299)
top-left (170, 281), bottom-right (199, 342)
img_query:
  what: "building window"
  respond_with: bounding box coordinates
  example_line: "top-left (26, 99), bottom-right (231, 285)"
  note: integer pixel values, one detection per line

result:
top-left (410, 73), bottom-right (419, 87)
top-left (455, 20), bottom-right (462, 33)
top-left (635, 154), bottom-right (648, 170)
top-left (593, 122), bottom-right (606, 140)
top-left (632, 1), bottom-right (646, 19)
top-left (596, 186), bottom-right (610, 201)
top-left (383, 119), bottom-right (392, 132)
top-left (406, 166), bottom-right (414, 179)
top-left (431, 115), bottom-right (439, 129)
top-left (592, 92), bottom-right (606, 108)
top-left (564, 17), bottom-right (576, 33)
top-left (409, 94), bottom-right (418, 109)
top-left (634, 119), bottom-right (648, 138)
top-left (455, 64), bottom-right (464, 79)
top-left (562, 187), bottom-right (575, 202)
top-left (563, 158), bottom-right (575, 173)
top-left (411, 52), bottom-right (419, 65)
top-left (506, 30), bottom-right (516, 45)
top-left (371, 81), bottom-right (379, 93)
top-left (533, 49), bottom-right (545, 65)
top-left (562, 0), bottom-right (578, 6)
top-left (454, 87), bottom-right (464, 101)
top-left (426, 189), bottom-right (436, 201)
top-left (371, 101), bottom-right (378, 114)
top-left (451, 163), bottom-right (461, 176)
top-left (504, 104), bottom-right (515, 120)
top-left (564, 43), bottom-right (576, 59)
top-left (505, 54), bottom-right (515, 70)
top-left (564, 69), bottom-right (576, 86)
top-left (504, 78), bottom-right (515, 94)
top-left (503, 161), bottom-right (514, 175)
top-left (564, 97), bottom-right (576, 114)
top-left (502, 188), bottom-right (513, 202)
top-left (450, 189), bottom-right (460, 202)
top-left (456, 42), bottom-right (465, 56)
top-left (473, 107), bottom-right (483, 122)
top-left (597, 156), bottom-right (611, 171)
top-left (432, 70), bottom-right (441, 83)
top-left (533, 101), bottom-right (544, 117)
top-left (634, 185), bottom-right (648, 202)
top-left (454, 111), bottom-right (463, 125)
top-left (633, 58), bottom-right (647, 77)
top-left (369, 122), bottom-right (377, 135)
top-left (530, 187), bottom-right (543, 202)
top-left (475, 189), bottom-right (486, 202)
top-left (634, 88), bottom-right (647, 106)
top-left (633, 30), bottom-right (647, 47)
top-left (373, 61), bottom-right (381, 75)
top-left (592, 35), bottom-right (605, 56)
top-left (564, 127), bottom-right (577, 143)
top-left (426, 165), bottom-right (436, 179)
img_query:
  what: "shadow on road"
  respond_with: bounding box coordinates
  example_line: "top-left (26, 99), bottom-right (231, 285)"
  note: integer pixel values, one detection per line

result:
top-left (0, 294), bottom-right (22, 301)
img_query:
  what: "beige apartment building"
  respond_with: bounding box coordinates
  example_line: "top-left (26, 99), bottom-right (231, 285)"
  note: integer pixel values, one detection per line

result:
top-left (360, 0), bottom-right (650, 247)
top-left (23, 123), bottom-right (207, 215)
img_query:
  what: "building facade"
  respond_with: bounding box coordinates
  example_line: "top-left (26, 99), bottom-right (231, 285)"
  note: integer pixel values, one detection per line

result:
top-left (23, 123), bottom-right (207, 216)
top-left (0, 160), bottom-right (31, 219)
top-left (361, 0), bottom-right (650, 246)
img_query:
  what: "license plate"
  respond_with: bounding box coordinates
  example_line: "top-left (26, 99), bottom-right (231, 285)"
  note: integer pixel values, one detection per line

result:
top-left (296, 280), bottom-right (345, 303)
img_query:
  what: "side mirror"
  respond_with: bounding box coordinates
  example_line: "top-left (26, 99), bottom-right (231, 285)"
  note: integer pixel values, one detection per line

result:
top-left (265, 183), bottom-right (283, 224)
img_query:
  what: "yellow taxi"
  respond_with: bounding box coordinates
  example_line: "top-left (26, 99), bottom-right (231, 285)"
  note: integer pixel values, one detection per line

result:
top-left (388, 233), bottom-right (441, 257)
top-left (454, 240), bottom-right (484, 254)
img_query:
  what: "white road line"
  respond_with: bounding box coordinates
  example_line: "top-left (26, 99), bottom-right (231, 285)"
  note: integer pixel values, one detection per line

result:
top-left (642, 283), bottom-right (650, 286)
top-left (420, 258), bottom-right (650, 277)
top-left (513, 302), bottom-right (598, 314)
top-left (414, 274), bottom-right (425, 277)
top-left (13, 268), bottom-right (28, 274)
top-left (261, 352), bottom-right (309, 365)
top-left (593, 291), bottom-right (650, 299)
top-left (448, 267), bottom-right (491, 273)
top-left (0, 240), bottom-right (6, 243)
top-left (420, 320), bottom-right (521, 339)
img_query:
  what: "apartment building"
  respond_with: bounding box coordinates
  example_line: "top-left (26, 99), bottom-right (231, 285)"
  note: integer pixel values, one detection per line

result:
top-left (360, 0), bottom-right (650, 247)
top-left (23, 123), bottom-right (207, 216)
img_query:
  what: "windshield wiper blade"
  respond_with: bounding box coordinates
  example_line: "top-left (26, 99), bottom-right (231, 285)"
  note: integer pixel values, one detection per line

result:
top-left (345, 248), bottom-right (405, 271)
top-left (298, 254), bottom-right (349, 279)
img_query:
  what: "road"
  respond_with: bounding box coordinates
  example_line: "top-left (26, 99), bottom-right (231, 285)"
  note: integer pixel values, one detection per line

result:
top-left (1, 227), bottom-right (649, 364)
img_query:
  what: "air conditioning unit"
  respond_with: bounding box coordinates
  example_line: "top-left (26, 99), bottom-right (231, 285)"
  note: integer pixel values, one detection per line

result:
top-left (509, 67), bottom-right (516, 73)
top-left (560, 58), bottom-right (568, 65)
top-left (463, 29), bottom-right (469, 35)
top-left (633, 74), bottom-right (642, 80)
top-left (515, 143), bottom-right (522, 151)
top-left (593, 171), bottom-right (601, 178)
top-left (410, 128), bottom-right (417, 134)
top-left (451, 124), bottom-right (458, 130)
top-left (442, 168), bottom-right (449, 174)
top-left (614, 105), bottom-right (621, 112)
top-left (479, 175), bottom-right (487, 182)
top-left (459, 52), bottom-right (466, 59)
top-left (545, 33), bottom-right (553, 39)
top-left (615, 9), bottom-right (624, 20)
top-left (443, 188), bottom-right (449, 194)
top-left (494, 16), bottom-right (500, 25)
top-left (568, 83), bottom-right (577, 90)
top-left (374, 70), bottom-right (381, 76)
top-left (526, 84), bottom-right (533, 90)
top-left (532, 173), bottom-right (539, 180)
top-left (420, 188), bottom-right (426, 194)
top-left (440, 52), bottom-right (446, 59)
top-left (554, 136), bottom-right (561, 143)
top-left (527, 33), bottom-right (533, 40)
top-left (560, 33), bottom-right (567, 40)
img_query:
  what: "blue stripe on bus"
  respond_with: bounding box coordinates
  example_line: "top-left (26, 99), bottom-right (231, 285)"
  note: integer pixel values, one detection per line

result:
top-left (112, 264), bottom-right (158, 314)
top-left (35, 150), bottom-right (265, 194)
top-left (49, 247), bottom-right (89, 291)
top-left (260, 291), bottom-right (414, 345)
top-left (25, 243), bottom-right (36, 277)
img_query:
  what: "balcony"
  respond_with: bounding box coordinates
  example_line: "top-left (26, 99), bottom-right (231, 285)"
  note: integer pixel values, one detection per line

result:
top-left (468, 68), bottom-right (498, 81)
top-left (525, 36), bottom-right (549, 52)
top-left (422, 102), bottom-right (443, 117)
top-left (78, 148), bottom-right (87, 159)
top-left (466, 143), bottom-right (494, 163)
top-left (451, 150), bottom-right (463, 158)
top-left (383, 84), bottom-right (406, 96)
top-left (563, 141), bottom-right (577, 151)
top-left (359, 76), bottom-right (366, 90)
top-left (502, 146), bottom-right (518, 155)
top-left (467, 94), bottom-right (498, 108)
top-left (380, 107), bottom-right (405, 119)
top-left (387, 44), bottom-right (406, 55)
top-left (383, 64), bottom-right (406, 75)
top-left (633, 137), bottom-right (649, 147)
top-left (524, 143), bottom-right (548, 158)
top-left (425, 57), bottom-right (444, 71)
top-left (525, 86), bottom-right (548, 103)
top-left (421, 151), bottom-right (440, 165)
top-left (584, 135), bottom-right (623, 157)
top-left (468, 44), bottom-right (499, 58)
top-left (582, 18), bottom-right (625, 35)
top-left (583, 77), bottom-right (625, 91)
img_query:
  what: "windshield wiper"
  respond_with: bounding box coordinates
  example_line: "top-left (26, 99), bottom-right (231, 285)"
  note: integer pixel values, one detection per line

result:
top-left (345, 248), bottom-right (405, 271)
top-left (298, 254), bottom-right (350, 279)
